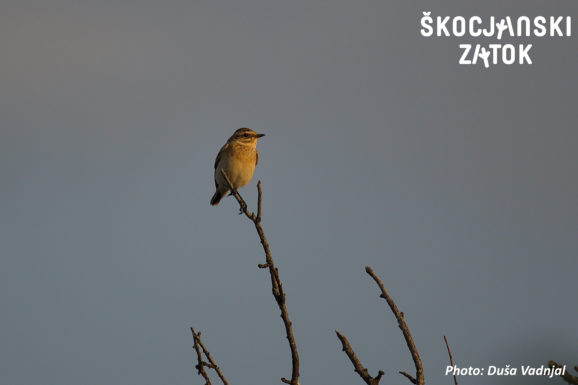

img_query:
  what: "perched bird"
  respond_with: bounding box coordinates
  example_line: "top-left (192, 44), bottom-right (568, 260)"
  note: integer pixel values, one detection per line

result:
top-left (210, 127), bottom-right (265, 206)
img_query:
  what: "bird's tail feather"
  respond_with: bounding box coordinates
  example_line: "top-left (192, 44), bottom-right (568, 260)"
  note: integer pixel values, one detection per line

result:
top-left (210, 190), bottom-right (224, 206)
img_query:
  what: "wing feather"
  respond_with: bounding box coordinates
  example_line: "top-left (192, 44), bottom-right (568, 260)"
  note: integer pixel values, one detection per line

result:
top-left (214, 143), bottom-right (229, 169)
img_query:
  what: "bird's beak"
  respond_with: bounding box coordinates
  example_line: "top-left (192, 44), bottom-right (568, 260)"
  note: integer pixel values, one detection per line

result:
top-left (256, 133), bottom-right (265, 138)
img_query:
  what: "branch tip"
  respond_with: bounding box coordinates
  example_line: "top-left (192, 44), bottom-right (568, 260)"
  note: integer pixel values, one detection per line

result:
top-left (399, 371), bottom-right (417, 384)
top-left (548, 361), bottom-right (578, 385)
top-left (444, 335), bottom-right (458, 385)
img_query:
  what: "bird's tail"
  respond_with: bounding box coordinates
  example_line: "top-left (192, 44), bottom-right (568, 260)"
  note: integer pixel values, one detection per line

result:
top-left (210, 190), bottom-right (225, 206)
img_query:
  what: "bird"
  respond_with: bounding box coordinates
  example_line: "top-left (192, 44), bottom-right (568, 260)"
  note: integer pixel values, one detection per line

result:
top-left (210, 127), bottom-right (265, 206)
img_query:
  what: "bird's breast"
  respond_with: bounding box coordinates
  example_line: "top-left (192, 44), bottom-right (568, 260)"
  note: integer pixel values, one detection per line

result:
top-left (216, 145), bottom-right (257, 189)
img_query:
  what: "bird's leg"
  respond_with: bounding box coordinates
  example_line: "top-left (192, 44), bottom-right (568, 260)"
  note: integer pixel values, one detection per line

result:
top-left (227, 188), bottom-right (247, 214)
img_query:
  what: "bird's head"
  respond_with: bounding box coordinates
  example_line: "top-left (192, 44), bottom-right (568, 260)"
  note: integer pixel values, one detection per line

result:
top-left (229, 127), bottom-right (265, 144)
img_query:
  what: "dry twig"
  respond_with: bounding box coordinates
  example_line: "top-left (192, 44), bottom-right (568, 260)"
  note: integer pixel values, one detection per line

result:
top-left (220, 170), bottom-right (300, 385)
top-left (336, 266), bottom-right (424, 385)
top-left (190, 328), bottom-right (229, 385)
top-left (443, 336), bottom-right (457, 385)
top-left (549, 361), bottom-right (578, 385)
top-left (335, 330), bottom-right (384, 385)
top-left (365, 266), bottom-right (424, 385)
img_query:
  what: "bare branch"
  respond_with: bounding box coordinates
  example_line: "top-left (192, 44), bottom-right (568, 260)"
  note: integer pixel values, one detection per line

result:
top-left (190, 328), bottom-right (228, 385)
top-left (220, 170), bottom-right (300, 385)
top-left (191, 328), bottom-right (218, 385)
top-left (335, 330), bottom-right (384, 385)
top-left (549, 361), bottom-right (578, 385)
top-left (399, 371), bottom-right (416, 384)
top-left (364, 266), bottom-right (424, 385)
top-left (443, 336), bottom-right (457, 385)
top-left (257, 180), bottom-right (263, 221)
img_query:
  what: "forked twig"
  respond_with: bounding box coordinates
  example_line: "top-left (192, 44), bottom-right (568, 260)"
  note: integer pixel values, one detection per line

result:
top-left (364, 266), bottom-right (424, 385)
top-left (337, 266), bottom-right (424, 385)
top-left (220, 170), bottom-right (300, 385)
top-left (190, 327), bottom-right (229, 385)
top-left (335, 330), bottom-right (384, 385)
top-left (191, 328), bottom-right (212, 385)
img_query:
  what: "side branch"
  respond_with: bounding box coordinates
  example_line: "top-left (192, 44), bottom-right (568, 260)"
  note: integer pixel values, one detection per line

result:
top-left (190, 328), bottom-right (229, 385)
top-left (220, 170), bottom-right (300, 385)
top-left (335, 330), bottom-right (384, 385)
top-left (549, 361), bottom-right (578, 385)
top-left (365, 266), bottom-right (424, 385)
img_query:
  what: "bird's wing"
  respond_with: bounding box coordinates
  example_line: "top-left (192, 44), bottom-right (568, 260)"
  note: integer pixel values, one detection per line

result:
top-left (214, 142), bottom-right (229, 169)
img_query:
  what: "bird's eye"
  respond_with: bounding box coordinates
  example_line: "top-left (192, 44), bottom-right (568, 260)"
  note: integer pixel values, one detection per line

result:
top-left (243, 133), bottom-right (249, 137)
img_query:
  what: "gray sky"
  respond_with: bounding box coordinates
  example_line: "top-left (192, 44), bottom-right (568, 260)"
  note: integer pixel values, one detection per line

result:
top-left (1, 1), bottom-right (577, 385)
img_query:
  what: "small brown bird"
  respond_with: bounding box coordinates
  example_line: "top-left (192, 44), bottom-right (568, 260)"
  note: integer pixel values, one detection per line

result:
top-left (210, 128), bottom-right (265, 206)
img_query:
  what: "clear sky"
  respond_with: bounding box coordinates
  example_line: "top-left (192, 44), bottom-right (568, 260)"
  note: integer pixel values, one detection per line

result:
top-left (1, 1), bottom-right (576, 385)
